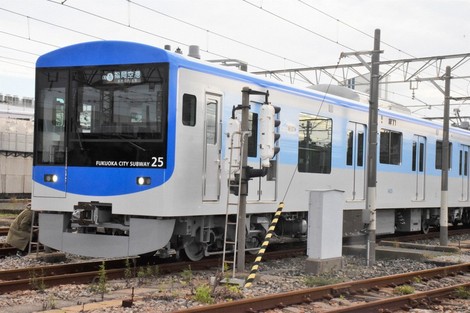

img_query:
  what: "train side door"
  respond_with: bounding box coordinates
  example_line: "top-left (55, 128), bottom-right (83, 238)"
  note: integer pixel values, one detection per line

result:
top-left (346, 122), bottom-right (366, 200)
top-left (203, 93), bottom-right (222, 201)
top-left (459, 145), bottom-right (469, 201)
top-left (412, 135), bottom-right (426, 201)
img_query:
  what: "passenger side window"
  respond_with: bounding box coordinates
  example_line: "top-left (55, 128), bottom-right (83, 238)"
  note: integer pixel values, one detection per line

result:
top-left (182, 94), bottom-right (196, 126)
top-left (298, 113), bottom-right (332, 174)
top-left (379, 129), bottom-right (402, 165)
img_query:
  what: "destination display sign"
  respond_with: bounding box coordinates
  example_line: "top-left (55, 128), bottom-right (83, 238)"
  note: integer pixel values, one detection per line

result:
top-left (102, 70), bottom-right (142, 84)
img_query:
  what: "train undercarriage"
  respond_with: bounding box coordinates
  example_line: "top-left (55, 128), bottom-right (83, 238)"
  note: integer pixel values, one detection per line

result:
top-left (37, 202), bottom-right (470, 259)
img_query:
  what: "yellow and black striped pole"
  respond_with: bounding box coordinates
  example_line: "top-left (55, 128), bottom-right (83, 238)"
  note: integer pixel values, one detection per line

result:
top-left (244, 202), bottom-right (284, 288)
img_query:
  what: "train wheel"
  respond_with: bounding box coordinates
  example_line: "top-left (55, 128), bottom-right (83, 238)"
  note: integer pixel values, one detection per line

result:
top-left (246, 235), bottom-right (262, 255)
top-left (183, 234), bottom-right (204, 262)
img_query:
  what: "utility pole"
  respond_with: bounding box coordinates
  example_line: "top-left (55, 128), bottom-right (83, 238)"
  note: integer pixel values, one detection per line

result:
top-left (236, 87), bottom-right (251, 272)
top-left (367, 29), bottom-right (381, 266)
top-left (440, 66), bottom-right (451, 246)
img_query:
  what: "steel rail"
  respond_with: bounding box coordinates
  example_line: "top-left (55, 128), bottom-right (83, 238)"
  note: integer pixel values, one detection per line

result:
top-left (0, 268), bottom-right (126, 293)
top-left (0, 226), bottom-right (9, 236)
top-left (0, 248), bottom-right (306, 294)
top-left (328, 282), bottom-right (470, 313)
top-left (173, 263), bottom-right (470, 313)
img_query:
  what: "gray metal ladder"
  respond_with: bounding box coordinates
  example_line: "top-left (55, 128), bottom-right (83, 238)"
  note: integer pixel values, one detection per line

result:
top-left (28, 207), bottom-right (39, 255)
top-left (221, 130), bottom-right (246, 278)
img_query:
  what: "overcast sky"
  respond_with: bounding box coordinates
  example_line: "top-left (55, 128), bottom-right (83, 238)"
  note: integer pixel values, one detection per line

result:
top-left (1, 0), bottom-right (470, 118)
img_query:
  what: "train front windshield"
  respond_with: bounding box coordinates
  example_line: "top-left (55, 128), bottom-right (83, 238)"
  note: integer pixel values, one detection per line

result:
top-left (34, 64), bottom-right (169, 168)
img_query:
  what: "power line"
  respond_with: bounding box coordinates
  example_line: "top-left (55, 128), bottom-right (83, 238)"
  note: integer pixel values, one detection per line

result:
top-left (130, 0), bottom-right (310, 69)
top-left (1, 0), bottom-right (469, 110)
top-left (242, 0), bottom-right (356, 52)
top-left (297, 0), bottom-right (415, 58)
top-left (243, 0), bottom-right (469, 101)
top-left (0, 44), bottom-right (41, 56)
top-left (0, 7), bottom-right (104, 41)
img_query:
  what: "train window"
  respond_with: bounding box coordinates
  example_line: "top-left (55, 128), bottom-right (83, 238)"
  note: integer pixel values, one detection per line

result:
top-left (465, 151), bottom-right (468, 176)
top-left (206, 101), bottom-right (217, 145)
top-left (459, 149), bottom-right (468, 176)
top-left (298, 113), bottom-right (332, 174)
top-left (34, 70), bottom-right (68, 165)
top-left (357, 132), bottom-right (364, 166)
top-left (435, 141), bottom-right (452, 170)
top-left (379, 129), bottom-right (402, 165)
top-left (346, 124), bottom-right (365, 167)
top-left (248, 112), bottom-right (258, 157)
top-left (419, 143), bottom-right (425, 172)
top-left (346, 130), bottom-right (353, 166)
top-left (182, 94), bottom-right (196, 126)
top-left (35, 64), bottom-right (170, 167)
top-left (412, 141), bottom-right (425, 172)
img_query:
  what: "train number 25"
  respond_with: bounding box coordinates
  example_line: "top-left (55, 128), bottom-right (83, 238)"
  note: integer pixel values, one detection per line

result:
top-left (151, 157), bottom-right (164, 168)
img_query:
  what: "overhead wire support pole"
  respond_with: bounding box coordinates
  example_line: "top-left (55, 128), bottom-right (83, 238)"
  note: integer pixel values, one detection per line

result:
top-left (440, 66), bottom-right (451, 246)
top-left (237, 87), bottom-right (251, 273)
top-left (236, 87), bottom-right (269, 273)
top-left (367, 29), bottom-right (381, 267)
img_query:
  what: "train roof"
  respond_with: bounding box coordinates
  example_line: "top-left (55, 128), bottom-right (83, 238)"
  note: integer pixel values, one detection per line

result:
top-left (36, 41), bottom-right (178, 68)
top-left (36, 41), bottom-right (470, 136)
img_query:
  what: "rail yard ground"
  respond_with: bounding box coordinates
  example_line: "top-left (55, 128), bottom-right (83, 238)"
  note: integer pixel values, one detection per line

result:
top-left (1, 230), bottom-right (470, 312)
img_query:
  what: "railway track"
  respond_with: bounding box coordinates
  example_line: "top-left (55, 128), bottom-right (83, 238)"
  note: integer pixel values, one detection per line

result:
top-left (379, 227), bottom-right (470, 243)
top-left (174, 263), bottom-right (470, 313)
top-left (0, 248), bottom-right (306, 294)
top-left (0, 243), bottom-right (17, 257)
top-left (0, 226), bottom-right (9, 236)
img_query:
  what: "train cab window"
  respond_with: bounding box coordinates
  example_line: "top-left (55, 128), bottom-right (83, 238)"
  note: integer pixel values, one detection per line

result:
top-left (35, 64), bottom-right (170, 168)
top-left (298, 113), bottom-right (332, 174)
top-left (379, 129), bottom-right (402, 165)
top-left (182, 94), bottom-right (196, 126)
top-left (34, 70), bottom-right (68, 165)
top-left (435, 141), bottom-right (452, 170)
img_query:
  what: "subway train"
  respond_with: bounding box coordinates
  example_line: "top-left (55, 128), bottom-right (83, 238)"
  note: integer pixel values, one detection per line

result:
top-left (32, 41), bottom-right (470, 259)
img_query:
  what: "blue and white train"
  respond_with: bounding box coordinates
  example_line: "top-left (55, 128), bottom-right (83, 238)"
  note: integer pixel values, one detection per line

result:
top-left (32, 41), bottom-right (470, 259)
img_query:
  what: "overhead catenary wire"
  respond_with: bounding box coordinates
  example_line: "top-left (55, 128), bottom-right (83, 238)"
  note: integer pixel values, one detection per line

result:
top-left (243, 0), bottom-right (469, 101)
top-left (0, 0), bottom-right (468, 109)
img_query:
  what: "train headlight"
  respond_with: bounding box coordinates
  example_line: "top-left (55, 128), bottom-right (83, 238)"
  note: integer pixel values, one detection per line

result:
top-left (44, 174), bottom-right (58, 183)
top-left (136, 176), bottom-right (151, 186)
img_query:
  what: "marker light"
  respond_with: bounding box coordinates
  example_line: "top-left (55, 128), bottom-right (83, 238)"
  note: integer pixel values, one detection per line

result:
top-left (44, 174), bottom-right (58, 183)
top-left (136, 176), bottom-right (151, 186)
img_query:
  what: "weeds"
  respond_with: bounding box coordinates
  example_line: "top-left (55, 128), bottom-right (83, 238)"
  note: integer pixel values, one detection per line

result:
top-left (124, 258), bottom-right (133, 286)
top-left (193, 284), bottom-right (214, 304)
top-left (136, 264), bottom-right (159, 286)
top-left (394, 285), bottom-right (415, 295)
top-left (88, 261), bottom-right (109, 301)
top-left (181, 266), bottom-right (193, 285)
top-left (42, 294), bottom-right (57, 310)
top-left (304, 276), bottom-right (343, 287)
top-left (455, 286), bottom-right (470, 299)
top-left (29, 268), bottom-right (46, 292)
